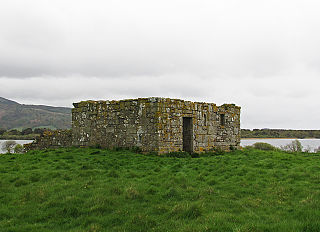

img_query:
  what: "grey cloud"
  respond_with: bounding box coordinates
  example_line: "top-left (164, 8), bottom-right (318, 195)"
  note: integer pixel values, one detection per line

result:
top-left (1, 0), bottom-right (320, 129)
top-left (1, 0), bottom-right (320, 78)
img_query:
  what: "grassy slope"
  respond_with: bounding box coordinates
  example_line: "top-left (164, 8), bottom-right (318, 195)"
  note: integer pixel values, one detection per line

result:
top-left (0, 97), bottom-right (71, 130)
top-left (1, 148), bottom-right (320, 232)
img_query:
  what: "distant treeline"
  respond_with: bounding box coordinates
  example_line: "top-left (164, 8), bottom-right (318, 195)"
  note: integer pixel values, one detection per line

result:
top-left (241, 129), bottom-right (320, 139)
top-left (0, 128), bottom-right (50, 140)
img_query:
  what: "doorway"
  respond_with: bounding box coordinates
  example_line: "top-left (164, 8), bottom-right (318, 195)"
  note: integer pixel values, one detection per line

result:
top-left (183, 117), bottom-right (193, 153)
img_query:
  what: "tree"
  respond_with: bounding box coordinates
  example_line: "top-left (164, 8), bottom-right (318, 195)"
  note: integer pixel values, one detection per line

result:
top-left (1, 140), bottom-right (17, 153)
top-left (7, 129), bottom-right (21, 136)
top-left (21, 128), bottom-right (33, 135)
top-left (0, 128), bottom-right (6, 135)
top-left (280, 140), bottom-right (303, 152)
top-left (34, 128), bottom-right (45, 135)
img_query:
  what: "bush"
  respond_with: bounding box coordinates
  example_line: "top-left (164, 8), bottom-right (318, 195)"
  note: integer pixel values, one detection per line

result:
top-left (280, 140), bottom-right (303, 152)
top-left (252, 142), bottom-right (276, 151)
top-left (1, 140), bottom-right (17, 153)
top-left (14, 144), bottom-right (24, 153)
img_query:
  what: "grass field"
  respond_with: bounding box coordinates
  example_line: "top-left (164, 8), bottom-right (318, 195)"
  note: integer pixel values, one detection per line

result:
top-left (1, 148), bottom-right (320, 232)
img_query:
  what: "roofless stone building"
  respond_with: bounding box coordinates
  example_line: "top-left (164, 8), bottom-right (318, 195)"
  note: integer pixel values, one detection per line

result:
top-left (72, 97), bottom-right (241, 153)
top-left (25, 97), bottom-right (240, 153)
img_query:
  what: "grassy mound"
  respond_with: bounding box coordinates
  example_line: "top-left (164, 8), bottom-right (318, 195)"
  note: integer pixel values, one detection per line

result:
top-left (1, 148), bottom-right (320, 231)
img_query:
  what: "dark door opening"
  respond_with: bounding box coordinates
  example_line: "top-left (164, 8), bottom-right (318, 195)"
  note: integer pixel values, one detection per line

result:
top-left (183, 117), bottom-right (193, 153)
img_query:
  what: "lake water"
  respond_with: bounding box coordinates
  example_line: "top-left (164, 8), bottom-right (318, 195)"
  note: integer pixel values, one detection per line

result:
top-left (241, 138), bottom-right (320, 152)
top-left (0, 140), bottom-right (33, 153)
top-left (1, 139), bottom-right (320, 153)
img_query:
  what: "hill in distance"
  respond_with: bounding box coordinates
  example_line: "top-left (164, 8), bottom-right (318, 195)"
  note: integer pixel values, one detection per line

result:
top-left (0, 97), bottom-right (71, 130)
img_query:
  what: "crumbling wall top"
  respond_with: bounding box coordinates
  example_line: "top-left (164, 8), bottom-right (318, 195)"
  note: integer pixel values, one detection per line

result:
top-left (72, 97), bottom-right (240, 110)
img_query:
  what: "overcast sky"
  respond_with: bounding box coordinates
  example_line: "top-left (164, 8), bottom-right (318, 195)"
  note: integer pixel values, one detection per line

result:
top-left (1, 0), bottom-right (320, 129)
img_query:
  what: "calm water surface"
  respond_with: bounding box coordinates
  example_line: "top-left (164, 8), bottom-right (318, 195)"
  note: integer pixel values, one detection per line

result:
top-left (1, 139), bottom-right (320, 153)
top-left (241, 138), bottom-right (320, 151)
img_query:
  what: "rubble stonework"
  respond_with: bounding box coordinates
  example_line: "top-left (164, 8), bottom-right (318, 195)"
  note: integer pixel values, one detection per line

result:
top-left (72, 98), bottom-right (240, 153)
top-left (24, 130), bottom-right (72, 151)
top-left (26, 98), bottom-right (240, 153)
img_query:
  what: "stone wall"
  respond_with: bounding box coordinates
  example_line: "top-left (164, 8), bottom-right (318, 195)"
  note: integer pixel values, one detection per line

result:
top-left (24, 130), bottom-right (72, 151)
top-left (156, 98), bottom-right (240, 153)
top-left (72, 98), bottom-right (160, 152)
top-left (72, 98), bottom-right (240, 154)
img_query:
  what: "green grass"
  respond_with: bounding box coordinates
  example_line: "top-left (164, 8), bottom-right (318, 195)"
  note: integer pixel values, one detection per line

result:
top-left (1, 148), bottom-right (320, 231)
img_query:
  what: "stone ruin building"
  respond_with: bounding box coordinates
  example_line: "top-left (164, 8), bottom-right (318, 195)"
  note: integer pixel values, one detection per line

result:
top-left (26, 97), bottom-right (241, 154)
